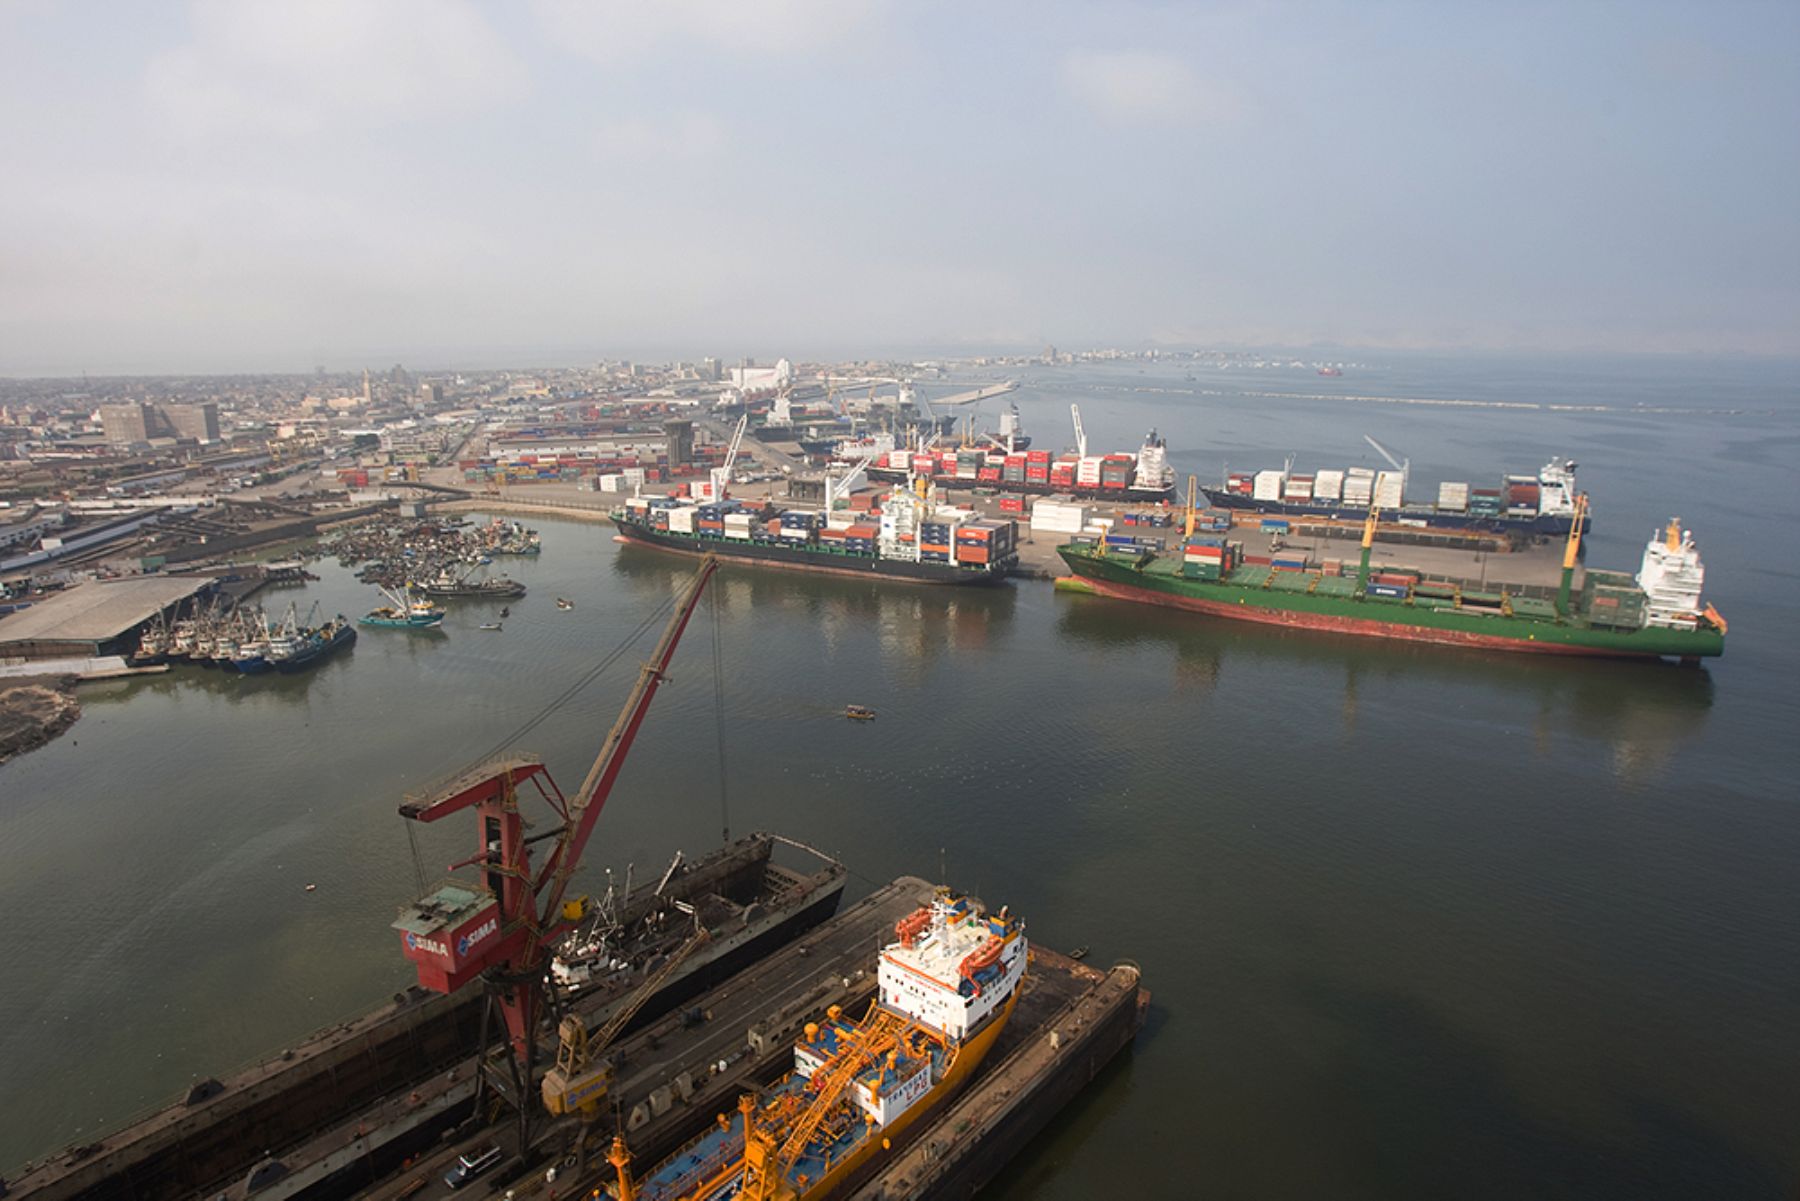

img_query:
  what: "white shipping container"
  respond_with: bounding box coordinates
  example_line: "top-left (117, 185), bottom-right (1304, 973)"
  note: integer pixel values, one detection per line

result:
top-left (1284, 480), bottom-right (1315, 500)
top-left (778, 527), bottom-right (811, 540)
top-left (597, 473), bottom-right (626, 492)
top-left (724, 527), bottom-right (751, 539)
top-left (1436, 482), bottom-right (1469, 511)
top-left (1253, 470), bottom-right (1287, 501)
top-left (621, 467), bottom-right (647, 484)
top-left (1343, 478), bottom-right (1373, 505)
top-left (724, 512), bottom-right (754, 526)
top-left (1313, 470), bottom-right (1345, 502)
top-left (827, 513), bottom-right (854, 530)
top-left (1374, 471), bottom-right (1405, 509)
top-left (668, 508), bottom-right (696, 533)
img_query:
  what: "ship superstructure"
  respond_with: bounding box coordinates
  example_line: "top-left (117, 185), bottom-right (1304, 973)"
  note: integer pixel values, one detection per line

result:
top-left (614, 891), bottom-right (1026, 1201)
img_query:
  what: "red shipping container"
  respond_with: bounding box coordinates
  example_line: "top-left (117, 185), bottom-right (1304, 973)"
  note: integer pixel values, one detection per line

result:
top-left (846, 525), bottom-right (877, 538)
top-left (1027, 450), bottom-right (1051, 462)
top-left (955, 545), bottom-right (990, 564)
top-left (978, 468), bottom-right (1001, 482)
top-left (921, 542), bottom-right (951, 554)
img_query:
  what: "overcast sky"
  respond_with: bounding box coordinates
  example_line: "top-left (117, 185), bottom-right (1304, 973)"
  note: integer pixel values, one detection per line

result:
top-left (2, 1), bottom-right (1795, 375)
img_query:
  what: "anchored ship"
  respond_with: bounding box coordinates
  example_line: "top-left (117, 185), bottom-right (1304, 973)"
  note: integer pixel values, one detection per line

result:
top-left (608, 889), bottom-right (1027, 1201)
top-left (1203, 443), bottom-right (1582, 536)
top-left (1057, 503), bottom-right (1725, 662)
top-left (613, 481), bottom-right (1017, 586)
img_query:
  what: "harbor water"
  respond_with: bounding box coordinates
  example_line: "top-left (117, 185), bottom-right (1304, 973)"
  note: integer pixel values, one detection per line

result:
top-left (2, 353), bottom-right (1797, 1199)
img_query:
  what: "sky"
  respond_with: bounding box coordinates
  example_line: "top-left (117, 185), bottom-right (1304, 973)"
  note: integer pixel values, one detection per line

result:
top-left (1, 0), bottom-right (1796, 375)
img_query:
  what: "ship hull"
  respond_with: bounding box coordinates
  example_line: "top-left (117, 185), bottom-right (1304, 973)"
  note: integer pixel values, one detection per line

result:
top-left (1200, 487), bottom-right (1575, 536)
top-left (1058, 550), bottom-right (1723, 660)
top-left (614, 519), bottom-right (1012, 586)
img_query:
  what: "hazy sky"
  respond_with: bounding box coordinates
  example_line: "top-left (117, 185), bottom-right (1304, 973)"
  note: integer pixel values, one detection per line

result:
top-left (2, 1), bottom-right (1796, 374)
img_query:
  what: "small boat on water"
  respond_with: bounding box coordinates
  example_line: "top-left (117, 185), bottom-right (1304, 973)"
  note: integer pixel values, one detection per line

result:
top-left (555, 598), bottom-right (575, 611)
top-left (360, 584), bottom-right (447, 629)
top-left (845, 705), bottom-right (877, 721)
top-left (478, 622), bottom-right (503, 631)
top-left (499, 606), bottom-right (510, 618)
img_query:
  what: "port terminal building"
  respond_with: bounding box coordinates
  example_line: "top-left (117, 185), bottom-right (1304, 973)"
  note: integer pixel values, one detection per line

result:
top-left (0, 576), bottom-right (215, 660)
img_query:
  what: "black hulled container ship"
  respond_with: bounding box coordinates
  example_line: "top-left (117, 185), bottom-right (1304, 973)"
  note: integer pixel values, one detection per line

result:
top-left (612, 482), bottom-right (1017, 585)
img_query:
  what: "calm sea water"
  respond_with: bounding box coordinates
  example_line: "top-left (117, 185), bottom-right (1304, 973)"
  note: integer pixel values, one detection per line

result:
top-left (2, 353), bottom-right (1797, 1199)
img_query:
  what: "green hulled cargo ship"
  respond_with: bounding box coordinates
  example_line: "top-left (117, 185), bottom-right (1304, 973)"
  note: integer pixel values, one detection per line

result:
top-left (1056, 508), bottom-right (1725, 663)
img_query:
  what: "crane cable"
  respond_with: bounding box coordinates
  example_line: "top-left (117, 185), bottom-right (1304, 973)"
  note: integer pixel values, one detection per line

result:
top-left (469, 593), bottom-right (677, 767)
top-left (711, 581), bottom-right (730, 845)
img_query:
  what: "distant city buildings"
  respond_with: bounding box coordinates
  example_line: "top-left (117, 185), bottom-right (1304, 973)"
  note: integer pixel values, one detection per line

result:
top-left (97, 401), bottom-right (218, 445)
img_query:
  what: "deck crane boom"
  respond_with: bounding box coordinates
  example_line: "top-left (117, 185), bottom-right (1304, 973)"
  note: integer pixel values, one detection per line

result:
top-left (1070, 403), bottom-right (1087, 459)
top-left (392, 558), bottom-right (720, 1076)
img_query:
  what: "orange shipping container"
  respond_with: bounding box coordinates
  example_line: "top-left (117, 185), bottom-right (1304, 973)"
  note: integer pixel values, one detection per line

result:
top-left (921, 543), bottom-right (952, 554)
top-left (955, 545), bottom-right (991, 564)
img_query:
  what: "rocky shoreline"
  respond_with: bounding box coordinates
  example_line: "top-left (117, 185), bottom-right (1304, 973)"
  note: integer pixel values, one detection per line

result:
top-left (0, 675), bottom-right (82, 765)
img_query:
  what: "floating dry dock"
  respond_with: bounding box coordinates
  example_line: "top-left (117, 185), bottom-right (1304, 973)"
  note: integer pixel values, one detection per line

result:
top-left (363, 888), bottom-right (1145, 1201)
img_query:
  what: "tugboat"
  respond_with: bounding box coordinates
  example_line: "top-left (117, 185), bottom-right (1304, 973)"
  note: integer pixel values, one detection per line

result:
top-left (360, 584), bottom-right (447, 629)
top-left (607, 890), bottom-right (1026, 1201)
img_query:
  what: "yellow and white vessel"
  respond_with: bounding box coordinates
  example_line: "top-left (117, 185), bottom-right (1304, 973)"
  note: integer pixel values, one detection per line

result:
top-left (609, 890), bottom-right (1027, 1201)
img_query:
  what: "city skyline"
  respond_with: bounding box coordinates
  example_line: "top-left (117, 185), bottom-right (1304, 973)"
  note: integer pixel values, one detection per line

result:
top-left (3, 1), bottom-right (1796, 376)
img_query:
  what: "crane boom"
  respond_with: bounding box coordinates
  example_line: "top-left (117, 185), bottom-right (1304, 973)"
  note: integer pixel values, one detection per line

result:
top-left (394, 557), bottom-right (720, 1069)
top-left (1363, 435), bottom-right (1408, 475)
top-left (1070, 403), bottom-right (1087, 459)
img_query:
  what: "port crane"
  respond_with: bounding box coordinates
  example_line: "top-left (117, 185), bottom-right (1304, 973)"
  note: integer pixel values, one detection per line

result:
top-left (1070, 403), bottom-right (1088, 459)
top-left (392, 559), bottom-right (720, 1112)
top-left (1363, 435), bottom-right (1410, 495)
top-left (700, 414), bottom-right (748, 503)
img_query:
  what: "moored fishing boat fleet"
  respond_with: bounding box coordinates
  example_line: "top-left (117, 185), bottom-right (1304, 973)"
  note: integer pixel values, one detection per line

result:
top-left (134, 600), bottom-right (357, 673)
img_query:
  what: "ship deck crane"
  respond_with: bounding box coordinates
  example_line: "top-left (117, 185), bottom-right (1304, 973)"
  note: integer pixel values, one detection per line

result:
top-left (1070, 403), bottom-right (1087, 459)
top-left (393, 559), bottom-right (720, 1103)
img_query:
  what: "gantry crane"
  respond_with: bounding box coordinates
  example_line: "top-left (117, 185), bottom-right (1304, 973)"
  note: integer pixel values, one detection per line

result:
top-left (392, 558), bottom-right (720, 1109)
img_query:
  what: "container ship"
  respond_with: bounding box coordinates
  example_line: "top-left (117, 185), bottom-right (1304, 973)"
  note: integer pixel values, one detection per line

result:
top-left (1056, 507), bottom-right (1726, 662)
top-left (606, 889), bottom-right (1027, 1201)
top-left (867, 426), bottom-right (1175, 502)
top-left (1202, 454), bottom-right (1581, 536)
top-left (613, 483), bottom-right (1018, 585)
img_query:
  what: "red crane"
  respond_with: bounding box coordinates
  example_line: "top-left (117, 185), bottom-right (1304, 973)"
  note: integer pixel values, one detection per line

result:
top-left (391, 558), bottom-right (718, 1073)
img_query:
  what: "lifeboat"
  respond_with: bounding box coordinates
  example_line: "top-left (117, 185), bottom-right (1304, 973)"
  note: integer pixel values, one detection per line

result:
top-left (958, 934), bottom-right (1005, 993)
top-left (894, 907), bottom-right (932, 948)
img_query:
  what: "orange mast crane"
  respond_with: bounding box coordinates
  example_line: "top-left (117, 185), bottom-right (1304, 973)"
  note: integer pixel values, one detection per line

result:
top-left (738, 1007), bottom-right (909, 1201)
top-left (392, 558), bottom-right (720, 1079)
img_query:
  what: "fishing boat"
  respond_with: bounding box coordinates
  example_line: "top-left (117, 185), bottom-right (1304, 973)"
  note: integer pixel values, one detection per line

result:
top-left (360, 584), bottom-right (447, 629)
top-left (608, 890), bottom-right (1026, 1201)
top-left (276, 614), bottom-right (357, 672)
top-left (419, 569), bottom-right (527, 600)
top-left (844, 705), bottom-right (876, 721)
